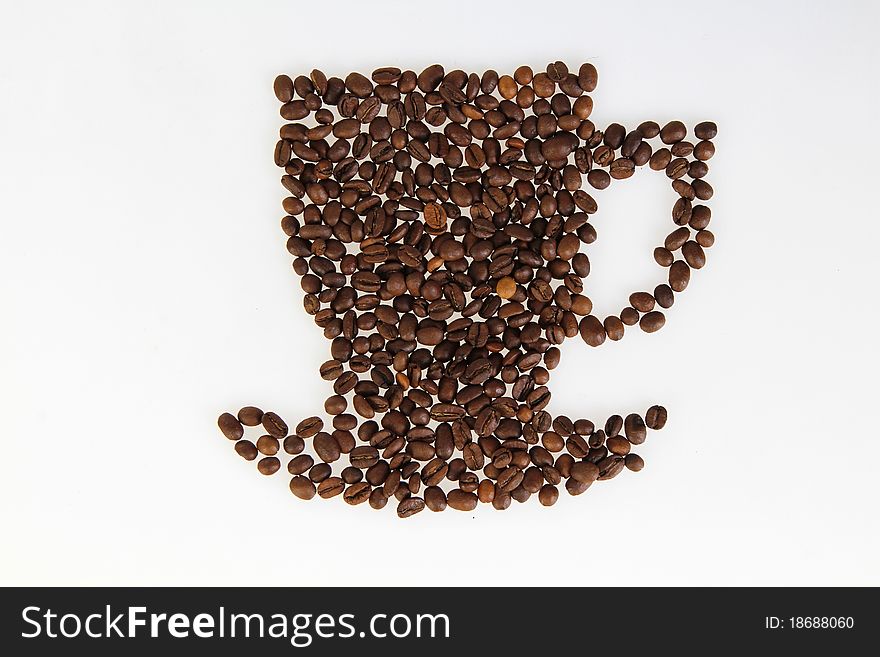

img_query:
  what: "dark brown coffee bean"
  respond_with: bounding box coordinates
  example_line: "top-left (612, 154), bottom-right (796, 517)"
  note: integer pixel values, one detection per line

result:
top-left (538, 484), bottom-right (559, 506)
top-left (629, 292), bottom-right (655, 313)
top-left (397, 496), bottom-right (426, 518)
top-left (570, 460), bottom-right (599, 483)
top-left (314, 432), bottom-right (341, 463)
top-left (654, 284), bottom-right (674, 309)
top-left (598, 456), bottom-right (625, 480)
top-left (624, 413), bottom-right (647, 445)
top-left (274, 75), bottom-right (294, 102)
top-left (343, 481), bottom-right (371, 505)
top-left (295, 416), bottom-right (323, 438)
top-left (261, 411), bottom-right (288, 438)
top-left (257, 457), bottom-right (281, 475)
top-left (625, 453), bottom-right (645, 472)
top-left (237, 406), bottom-right (263, 426)
top-left (447, 489), bottom-right (478, 511)
top-left (577, 63), bottom-right (598, 92)
top-left (218, 412), bottom-right (243, 440)
top-left (565, 477), bottom-right (592, 496)
top-left (579, 315), bottom-right (605, 347)
top-left (694, 121), bottom-right (717, 140)
top-left (682, 241), bottom-right (706, 269)
top-left (639, 311), bottom-right (666, 333)
top-left (309, 463), bottom-right (332, 482)
top-left (424, 485), bottom-right (447, 512)
top-left (605, 415), bottom-right (623, 438)
top-left (318, 477), bottom-right (345, 499)
top-left (645, 405), bottom-right (668, 430)
top-left (369, 488), bottom-right (389, 509)
top-left (350, 445), bottom-right (380, 469)
top-left (606, 436), bottom-right (630, 456)
top-left (288, 454), bottom-right (314, 476)
top-left (290, 475), bottom-right (316, 500)
top-left (660, 120), bottom-right (686, 144)
top-left (234, 440), bottom-right (258, 461)
top-left (669, 260), bottom-right (691, 292)
top-left (256, 435), bottom-right (279, 456)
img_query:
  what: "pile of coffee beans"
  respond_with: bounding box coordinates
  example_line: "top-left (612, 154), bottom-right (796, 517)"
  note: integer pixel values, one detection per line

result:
top-left (219, 62), bottom-right (715, 517)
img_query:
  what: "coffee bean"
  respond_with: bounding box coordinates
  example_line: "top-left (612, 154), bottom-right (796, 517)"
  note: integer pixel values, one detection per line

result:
top-left (279, 435), bottom-right (304, 458)
top-left (570, 460), bottom-right (599, 483)
top-left (275, 75), bottom-right (298, 103)
top-left (538, 484), bottom-right (559, 506)
top-left (624, 413), bottom-right (647, 445)
top-left (369, 488), bottom-right (389, 509)
top-left (237, 406), bottom-right (263, 426)
top-left (257, 457), bottom-right (281, 475)
top-left (296, 416), bottom-right (323, 438)
top-left (350, 445), bottom-right (380, 469)
top-left (624, 453), bottom-right (645, 472)
top-left (605, 415), bottom-right (623, 438)
top-left (629, 292), bottom-right (655, 313)
top-left (577, 63), bottom-right (598, 92)
top-left (218, 412), bottom-right (243, 440)
top-left (565, 477), bottom-right (592, 496)
top-left (397, 496), bottom-right (426, 518)
top-left (288, 454), bottom-right (314, 475)
top-left (290, 475), bottom-right (317, 500)
top-left (309, 462), bottom-right (333, 482)
top-left (639, 311), bottom-right (666, 333)
top-left (343, 481), bottom-right (371, 505)
top-left (645, 405), bottom-right (668, 430)
top-left (669, 260), bottom-right (691, 292)
top-left (579, 315), bottom-right (606, 347)
top-left (261, 411), bottom-right (288, 438)
top-left (423, 202), bottom-right (447, 233)
top-left (256, 435), bottom-right (279, 456)
top-left (318, 477), bottom-right (345, 499)
top-left (660, 120), bottom-right (686, 144)
top-left (682, 241), bottom-right (706, 269)
top-left (447, 489), bottom-right (478, 512)
top-left (234, 440), bottom-right (258, 461)
top-left (694, 121), bottom-right (717, 140)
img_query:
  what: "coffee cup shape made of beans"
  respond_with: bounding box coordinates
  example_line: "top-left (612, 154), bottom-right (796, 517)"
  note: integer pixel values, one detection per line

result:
top-left (218, 62), bottom-right (716, 517)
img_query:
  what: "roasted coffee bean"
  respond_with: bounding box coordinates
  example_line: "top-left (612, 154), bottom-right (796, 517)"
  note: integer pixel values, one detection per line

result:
top-left (290, 475), bottom-right (317, 500)
top-left (343, 481), bottom-right (372, 505)
top-left (296, 416), bottom-right (323, 438)
top-left (570, 460), bottom-right (599, 484)
top-left (624, 413), bottom-right (647, 445)
top-left (350, 445), bottom-right (380, 469)
top-left (237, 406), bottom-right (263, 426)
top-left (645, 405), bottom-right (668, 430)
top-left (261, 412), bottom-right (288, 438)
top-left (639, 311), bottom-right (666, 333)
top-left (218, 412), bottom-right (243, 440)
top-left (318, 477), bottom-right (345, 499)
top-left (447, 489), bottom-right (478, 512)
top-left (598, 456), bottom-right (625, 480)
top-left (538, 484), bottom-right (559, 506)
top-left (625, 453), bottom-right (645, 472)
top-left (256, 435), bottom-right (279, 456)
top-left (605, 415), bottom-right (623, 438)
top-left (397, 496), bottom-right (426, 518)
top-left (579, 315), bottom-right (605, 347)
top-left (257, 457), bottom-right (281, 475)
top-left (234, 440), bottom-right (258, 461)
top-left (288, 453), bottom-right (314, 475)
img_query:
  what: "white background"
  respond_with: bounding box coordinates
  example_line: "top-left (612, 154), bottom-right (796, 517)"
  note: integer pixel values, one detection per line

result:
top-left (2, 0), bottom-right (878, 586)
